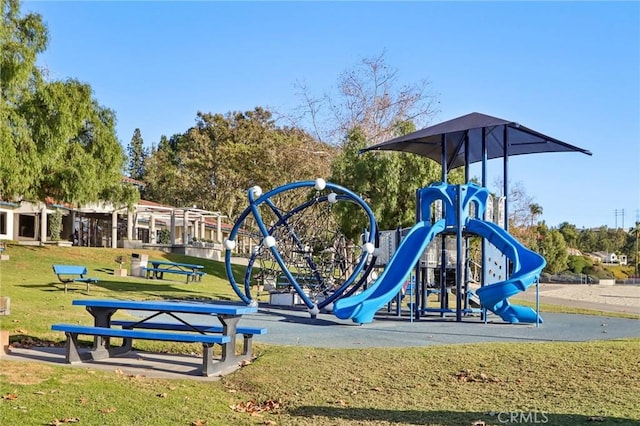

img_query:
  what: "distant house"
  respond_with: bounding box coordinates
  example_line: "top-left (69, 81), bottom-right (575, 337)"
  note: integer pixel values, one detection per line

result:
top-left (591, 251), bottom-right (626, 265)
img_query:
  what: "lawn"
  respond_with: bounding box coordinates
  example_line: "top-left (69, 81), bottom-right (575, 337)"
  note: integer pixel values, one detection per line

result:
top-left (1, 245), bottom-right (639, 426)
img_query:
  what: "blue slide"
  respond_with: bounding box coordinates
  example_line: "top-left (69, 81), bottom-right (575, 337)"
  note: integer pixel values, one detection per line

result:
top-left (466, 219), bottom-right (546, 323)
top-left (333, 219), bottom-right (446, 324)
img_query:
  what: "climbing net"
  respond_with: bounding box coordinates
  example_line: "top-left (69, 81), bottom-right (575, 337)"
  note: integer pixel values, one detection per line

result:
top-left (224, 180), bottom-right (377, 310)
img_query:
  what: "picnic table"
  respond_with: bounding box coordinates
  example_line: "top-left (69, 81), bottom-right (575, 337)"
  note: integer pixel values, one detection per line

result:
top-left (143, 260), bottom-right (205, 283)
top-left (51, 299), bottom-right (265, 376)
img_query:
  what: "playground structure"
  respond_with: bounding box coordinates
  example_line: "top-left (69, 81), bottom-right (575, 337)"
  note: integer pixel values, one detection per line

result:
top-left (224, 112), bottom-right (592, 325)
top-left (224, 179), bottom-right (378, 314)
top-left (333, 182), bottom-right (546, 324)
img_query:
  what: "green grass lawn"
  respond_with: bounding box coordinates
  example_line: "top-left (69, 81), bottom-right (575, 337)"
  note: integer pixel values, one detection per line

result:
top-left (1, 245), bottom-right (639, 426)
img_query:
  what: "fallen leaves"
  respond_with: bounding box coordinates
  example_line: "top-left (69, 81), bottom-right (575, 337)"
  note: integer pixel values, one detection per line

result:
top-left (455, 369), bottom-right (502, 383)
top-left (231, 399), bottom-right (281, 415)
top-left (48, 418), bottom-right (80, 425)
top-left (2, 393), bottom-right (18, 400)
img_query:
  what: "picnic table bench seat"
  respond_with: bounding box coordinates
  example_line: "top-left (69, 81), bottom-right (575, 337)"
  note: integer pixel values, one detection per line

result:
top-left (110, 320), bottom-right (267, 357)
top-left (141, 262), bottom-right (207, 284)
top-left (52, 264), bottom-right (99, 293)
top-left (142, 266), bottom-right (195, 279)
top-left (51, 324), bottom-right (232, 376)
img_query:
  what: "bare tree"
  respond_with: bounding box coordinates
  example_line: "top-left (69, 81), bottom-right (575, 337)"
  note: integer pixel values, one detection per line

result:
top-left (289, 51), bottom-right (439, 146)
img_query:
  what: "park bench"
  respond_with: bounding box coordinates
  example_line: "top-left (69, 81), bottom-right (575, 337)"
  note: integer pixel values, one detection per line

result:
top-left (110, 320), bottom-right (267, 358)
top-left (51, 324), bottom-right (231, 376)
top-left (52, 264), bottom-right (99, 293)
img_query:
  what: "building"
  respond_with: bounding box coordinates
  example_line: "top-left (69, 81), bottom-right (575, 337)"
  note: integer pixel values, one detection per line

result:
top-left (0, 198), bottom-right (232, 261)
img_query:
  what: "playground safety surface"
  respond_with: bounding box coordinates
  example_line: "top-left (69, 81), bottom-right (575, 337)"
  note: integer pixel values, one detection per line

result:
top-left (3, 301), bottom-right (639, 381)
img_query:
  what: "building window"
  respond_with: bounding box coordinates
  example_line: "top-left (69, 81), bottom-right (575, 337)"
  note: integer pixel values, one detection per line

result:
top-left (0, 212), bottom-right (6, 235)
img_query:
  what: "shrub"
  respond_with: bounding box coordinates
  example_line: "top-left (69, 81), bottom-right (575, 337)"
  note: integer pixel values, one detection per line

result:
top-left (49, 210), bottom-right (63, 241)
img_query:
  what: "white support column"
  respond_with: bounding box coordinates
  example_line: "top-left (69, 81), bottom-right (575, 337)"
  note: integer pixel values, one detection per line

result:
top-left (182, 210), bottom-right (189, 245)
top-left (216, 215), bottom-right (222, 243)
top-left (200, 221), bottom-right (205, 240)
top-left (149, 215), bottom-right (156, 244)
top-left (127, 210), bottom-right (133, 240)
top-left (111, 210), bottom-right (118, 248)
top-left (170, 211), bottom-right (176, 246)
top-left (193, 219), bottom-right (199, 240)
top-left (40, 206), bottom-right (48, 243)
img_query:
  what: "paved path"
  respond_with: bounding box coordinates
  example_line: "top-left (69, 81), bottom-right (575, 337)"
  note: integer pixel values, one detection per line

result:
top-left (515, 283), bottom-right (640, 315)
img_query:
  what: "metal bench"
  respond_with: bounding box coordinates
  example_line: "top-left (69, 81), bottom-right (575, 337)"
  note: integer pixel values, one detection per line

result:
top-left (51, 324), bottom-right (231, 376)
top-left (111, 320), bottom-right (267, 358)
top-left (52, 264), bottom-right (99, 293)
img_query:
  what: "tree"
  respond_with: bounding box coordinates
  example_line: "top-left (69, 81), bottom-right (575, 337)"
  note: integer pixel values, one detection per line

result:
top-left (558, 222), bottom-right (580, 248)
top-left (292, 51), bottom-right (439, 146)
top-left (142, 134), bottom-right (185, 207)
top-left (1, 1), bottom-right (137, 208)
top-left (330, 125), bottom-right (463, 237)
top-left (0, 0), bottom-right (48, 201)
top-left (141, 108), bottom-right (335, 219)
top-left (536, 223), bottom-right (568, 274)
top-left (127, 128), bottom-right (147, 181)
top-left (567, 254), bottom-right (593, 274)
top-left (529, 203), bottom-right (543, 227)
top-left (20, 78), bottom-right (134, 205)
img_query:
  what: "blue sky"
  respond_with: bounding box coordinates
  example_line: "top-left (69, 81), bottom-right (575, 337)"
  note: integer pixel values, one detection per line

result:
top-left (23, 1), bottom-right (640, 230)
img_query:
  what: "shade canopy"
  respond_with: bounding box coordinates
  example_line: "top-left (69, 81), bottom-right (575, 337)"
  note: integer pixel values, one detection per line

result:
top-left (360, 112), bottom-right (592, 170)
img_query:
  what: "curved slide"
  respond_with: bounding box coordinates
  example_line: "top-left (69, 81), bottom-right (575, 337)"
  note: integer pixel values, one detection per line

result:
top-left (333, 220), bottom-right (446, 324)
top-left (466, 219), bottom-right (546, 323)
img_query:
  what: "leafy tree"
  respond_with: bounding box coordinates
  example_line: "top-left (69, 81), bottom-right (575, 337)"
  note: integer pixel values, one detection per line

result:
top-left (142, 134), bottom-right (185, 206)
top-left (20, 78), bottom-right (134, 205)
top-left (126, 128), bottom-right (147, 181)
top-left (1, 0), bottom-right (137, 208)
top-left (536, 223), bottom-right (568, 274)
top-left (141, 108), bottom-right (334, 219)
top-left (567, 254), bottom-right (593, 274)
top-left (330, 125), bottom-right (463, 238)
top-left (558, 222), bottom-right (580, 248)
top-left (0, 0), bottom-right (48, 201)
top-left (529, 203), bottom-right (543, 227)
top-left (625, 222), bottom-right (640, 275)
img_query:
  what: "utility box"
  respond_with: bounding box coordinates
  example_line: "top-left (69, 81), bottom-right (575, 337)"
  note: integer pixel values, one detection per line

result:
top-left (130, 253), bottom-right (149, 277)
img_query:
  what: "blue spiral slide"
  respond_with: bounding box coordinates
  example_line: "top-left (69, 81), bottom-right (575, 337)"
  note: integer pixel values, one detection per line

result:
top-left (333, 220), bottom-right (446, 324)
top-left (466, 219), bottom-right (546, 324)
